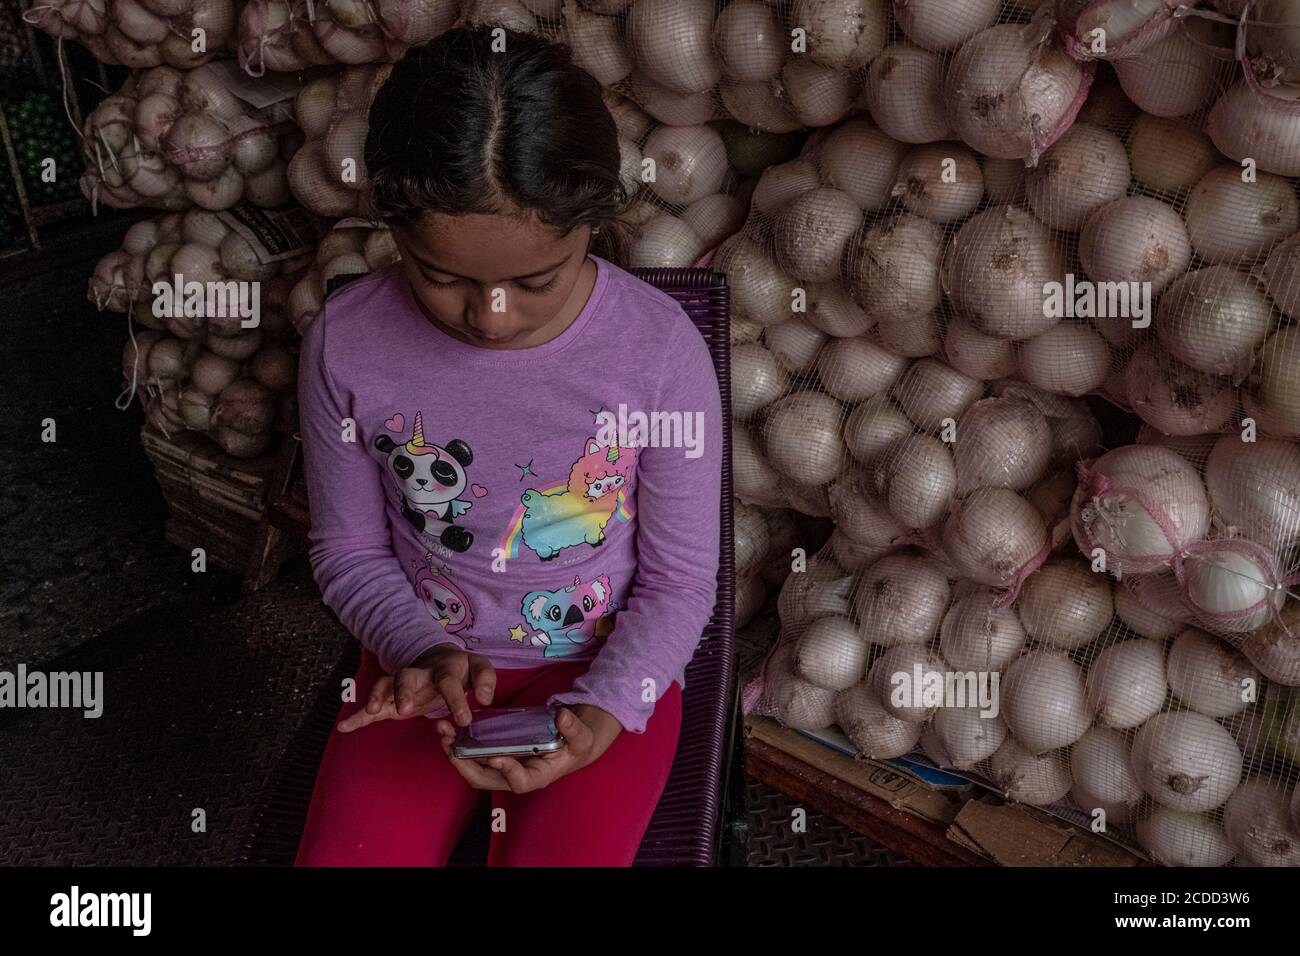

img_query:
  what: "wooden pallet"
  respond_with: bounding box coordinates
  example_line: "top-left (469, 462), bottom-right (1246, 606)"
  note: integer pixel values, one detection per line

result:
top-left (745, 715), bottom-right (1145, 868)
top-left (140, 425), bottom-right (301, 577)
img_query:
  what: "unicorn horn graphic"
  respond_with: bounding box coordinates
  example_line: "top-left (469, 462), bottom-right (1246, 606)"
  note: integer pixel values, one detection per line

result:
top-left (405, 410), bottom-right (436, 457)
top-left (606, 436), bottom-right (619, 462)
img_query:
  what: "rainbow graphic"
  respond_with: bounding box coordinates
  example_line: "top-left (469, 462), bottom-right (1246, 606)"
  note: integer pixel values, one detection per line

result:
top-left (497, 482), bottom-right (634, 560)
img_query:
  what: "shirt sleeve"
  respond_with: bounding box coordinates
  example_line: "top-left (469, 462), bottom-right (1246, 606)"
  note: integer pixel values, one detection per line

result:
top-left (547, 316), bottom-right (724, 733)
top-left (298, 302), bottom-right (466, 675)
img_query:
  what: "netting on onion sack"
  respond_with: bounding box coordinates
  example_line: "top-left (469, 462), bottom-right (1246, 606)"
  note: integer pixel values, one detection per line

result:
top-left (23, 0), bottom-right (238, 69)
top-left (718, 0), bottom-right (1300, 868)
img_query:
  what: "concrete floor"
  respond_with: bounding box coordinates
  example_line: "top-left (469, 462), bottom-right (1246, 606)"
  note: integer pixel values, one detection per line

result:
top-left (0, 214), bottom-right (907, 866)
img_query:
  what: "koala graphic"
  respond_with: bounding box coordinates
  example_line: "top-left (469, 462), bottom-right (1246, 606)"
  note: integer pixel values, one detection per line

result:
top-left (375, 410), bottom-right (474, 553)
top-left (521, 574), bottom-right (613, 659)
top-left (519, 437), bottom-right (636, 560)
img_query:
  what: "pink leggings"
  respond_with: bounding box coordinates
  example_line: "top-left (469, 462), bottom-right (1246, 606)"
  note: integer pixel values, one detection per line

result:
top-left (294, 647), bottom-right (683, 867)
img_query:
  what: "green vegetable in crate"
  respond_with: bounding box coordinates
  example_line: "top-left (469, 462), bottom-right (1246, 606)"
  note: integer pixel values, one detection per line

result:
top-left (3, 92), bottom-right (83, 205)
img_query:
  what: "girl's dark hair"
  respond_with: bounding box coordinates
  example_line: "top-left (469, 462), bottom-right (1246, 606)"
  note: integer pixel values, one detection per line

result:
top-left (365, 25), bottom-right (632, 267)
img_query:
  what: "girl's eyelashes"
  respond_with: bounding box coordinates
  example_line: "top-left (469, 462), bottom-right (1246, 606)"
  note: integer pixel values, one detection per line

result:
top-left (420, 274), bottom-right (559, 294)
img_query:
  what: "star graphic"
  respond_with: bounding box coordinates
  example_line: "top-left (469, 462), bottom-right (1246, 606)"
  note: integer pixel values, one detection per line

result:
top-left (508, 624), bottom-right (529, 643)
top-left (516, 459), bottom-right (535, 481)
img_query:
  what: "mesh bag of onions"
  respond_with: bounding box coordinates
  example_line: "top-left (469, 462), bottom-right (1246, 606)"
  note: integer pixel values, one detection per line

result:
top-left (90, 207), bottom-right (316, 458)
top-left (725, 0), bottom-right (1300, 868)
top-left (79, 62), bottom-right (301, 212)
top-left (24, 0), bottom-right (237, 69)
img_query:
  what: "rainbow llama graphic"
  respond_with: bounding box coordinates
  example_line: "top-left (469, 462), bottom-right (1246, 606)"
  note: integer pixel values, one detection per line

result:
top-left (499, 436), bottom-right (636, 562)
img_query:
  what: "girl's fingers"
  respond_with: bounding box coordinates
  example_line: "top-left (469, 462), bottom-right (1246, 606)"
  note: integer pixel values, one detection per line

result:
top-left (449, 752), bottom-right (509, 790)
top-left (436, 673), bottom-right (473, 726)
top-left (366, 675), bottom-right (394, 714)
top-left (468, 654), bottom-right (497, 706)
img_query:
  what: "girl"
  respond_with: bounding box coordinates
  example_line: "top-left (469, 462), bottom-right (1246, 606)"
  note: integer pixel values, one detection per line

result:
top-left (293, 24), bottom-right (724, 867)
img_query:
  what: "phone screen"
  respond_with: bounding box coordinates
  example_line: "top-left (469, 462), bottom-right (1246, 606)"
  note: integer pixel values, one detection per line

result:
top-left (455, 706), bottom-right (561, 755)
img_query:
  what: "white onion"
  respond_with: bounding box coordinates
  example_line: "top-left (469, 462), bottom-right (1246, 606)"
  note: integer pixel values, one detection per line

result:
top-left (875, 309), bottom-right (942, 360)
top-left (1114, 27), bottom-right (1224, 118)
top-left (941, 205), bottom-right (1066, 341)
top-left (1167, 628), bottom-right (1258, 718)
top-left (853, 552), bottom-right (951, 647)
top-left (891, 143), bottom-right (983, 224)
top-left (778, 556), bottom-right (855, 625)
top-left (1155, 266), bottom-right (1274, 379)
top-left (869, 644), bottom-right (946, 723)
top-left (1114, 580), bottom-right (1184, 640)
top-left (833, 683), bottom-right (923, 758)
top-left (731, 341), bottom-right (789, 419)
top-left (629, 215), bottom-right (701, 268)
top-left (1240, 599), bottom-right (1300, 685)
top-left (766, 319), bottom-right (826, 375)
top-left (844, 214), bottom-right (943, 322)
top-left (804, 281), bottom-right (870, 338)
top-left (1207, 80), bottom-right (1300, 178)
top-left (1079, 196), bottom-right (1191, 296)
top-left (1126, 113), bottom-right (1220, 195)
top-left (1206, 437), bottom-right (1300, 552)
top-left (1185, 166), bottom-right (1300, 265)
top-left (863, 43), bottom-right (951, 144)
top-left (773, 187), bottom-right (862, 282)
top-left (1017, 557), bottom-right (1113, 649)
top-left (809, 120), bottom-right (903, 213)
top-left (1071, 727), bottom-right (1144, 825)
top-left (1002, 650), bottom-right (1092, 753)
top-left (713, 236), bottom-right (795, 327)
top-left (680, 194), bottom-right (745, 254)
top-left (940, 587), bottom-right (1026, 671)
top-left (1022, 323), bottom-right (1112, 398)
top-left (1223, 777), bottom-right (1300, 866)
top-left (1086, 639), bottom-right (1168, 730)
top-left (625, 0), bottom-right (720, 93)
top-left (642, 125), bottom-right (728, 207)
top-left (1072, 444), bottom-right (1209, 576)
top-left (990, 737), bottom-right (1072, 805)
top-left (1247, 327), bottom-right (1300, 437)
top-left (843, 397), bottom-right (915, 463)
top-left (815, 337), bottom-right (907, 402)
top-left (892, 0), bottom-right (999, 52)
top-left (1137, 806), bottom-right (1236, 867)
top-left (712, 0), bottom-right (783, 82)
top-left (190, 349), bottom-right (240, 396)
top-left (1260, 232), bottom-right (1300, 320)
top-left (944, 317), bottom-right (1016, 381)
top-left (1131, 711), bottom-right (1243, 812)
top-left (733, 425), bottom-right (785, 505)
top-left (944, 488), bottom-right (1046, 589)
top-left (750, 159), bottom-right (821, 218)
top-left (795, 614), bottom-right (868, 691)
top-left (793, 0), bottom-right (887, 70)
top-left (828, 528), bottom-right (890, 572)
top-left (781, 57), bottom-right (856, 128)
top-left (893, 358), bottom-right (982, 433)
top-left (828, 479), bottom-right (907, 549)
top-left (761, 392), bottom-right (845, 484)
top-left (630, 72), bottom-right (724, 126)
top-left (1184, 548), bottom-right (1286, 635)
top-left (766, 644), bottom-right (839, 730)
top-left (1125, 346), bottom-right (1236, 437)
top-left (953, 397), bottom-right (1051, 494)
top-left (868, 434), bottom-right (957, 530)
top-left (925, 706), bottom-right (1007, 770)
top-left (1024, 124), bottom-right (1129, 232)
top-left (943, 20), bottom-right (1086, 162)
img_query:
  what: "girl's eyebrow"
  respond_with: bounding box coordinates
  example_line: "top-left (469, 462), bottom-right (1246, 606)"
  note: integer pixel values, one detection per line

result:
top-left (408, 251), bottom-right (570, 280)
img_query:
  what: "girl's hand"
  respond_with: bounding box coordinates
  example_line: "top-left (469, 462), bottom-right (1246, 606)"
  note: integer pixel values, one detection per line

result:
top-left (337, 645), bottom-right (495, 733)
top-left (434, 704), bottom-right (623, 793)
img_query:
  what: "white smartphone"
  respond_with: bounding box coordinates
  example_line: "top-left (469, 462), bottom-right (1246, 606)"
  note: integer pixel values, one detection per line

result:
top-left (453, 706), bottom-right (566, 759)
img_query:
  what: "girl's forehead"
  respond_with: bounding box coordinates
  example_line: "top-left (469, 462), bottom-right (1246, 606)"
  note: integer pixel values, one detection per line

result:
top-left (397, 212), bottom-right (583, 278)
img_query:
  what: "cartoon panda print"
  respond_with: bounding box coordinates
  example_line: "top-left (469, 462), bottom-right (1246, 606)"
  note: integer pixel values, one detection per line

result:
top-left (375, 410), bottom-right (475, 553)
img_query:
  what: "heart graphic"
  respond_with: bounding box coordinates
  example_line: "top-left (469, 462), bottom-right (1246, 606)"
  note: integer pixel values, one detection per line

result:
top-left (471, 483), bottom-right (488, 498)
top-left (384, 413), bottom-right (405, 432)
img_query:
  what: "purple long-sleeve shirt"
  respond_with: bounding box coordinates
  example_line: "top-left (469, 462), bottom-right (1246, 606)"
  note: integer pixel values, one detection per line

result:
top-left (297, 254), bottom-right (723, 733)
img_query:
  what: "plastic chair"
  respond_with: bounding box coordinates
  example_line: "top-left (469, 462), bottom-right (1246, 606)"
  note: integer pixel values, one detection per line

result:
top-left (239, 267), bottom-right (740, 867)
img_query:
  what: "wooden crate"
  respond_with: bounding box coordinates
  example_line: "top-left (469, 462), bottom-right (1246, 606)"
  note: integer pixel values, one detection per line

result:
top-left (745, 715), bottom-right (1145, 867)
top-left (139, 425), bottom-right (285, 576)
